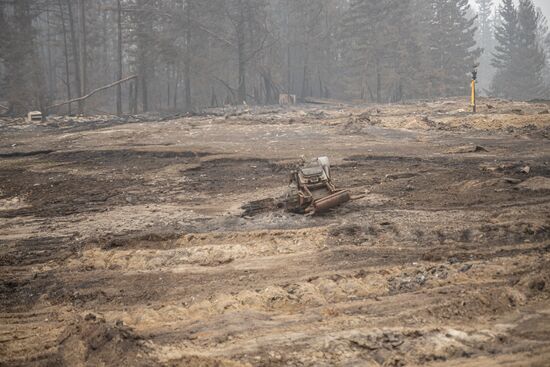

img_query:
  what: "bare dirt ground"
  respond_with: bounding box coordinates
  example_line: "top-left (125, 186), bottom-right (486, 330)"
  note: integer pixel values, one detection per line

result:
top-left (1, 97), bottom-right (549, 366)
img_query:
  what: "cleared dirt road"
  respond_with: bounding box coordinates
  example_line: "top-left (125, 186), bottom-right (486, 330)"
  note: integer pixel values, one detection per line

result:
top-left (1, 98), bottom-right (549, 366)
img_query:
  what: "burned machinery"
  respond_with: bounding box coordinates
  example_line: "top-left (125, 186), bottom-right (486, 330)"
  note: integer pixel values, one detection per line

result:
top-left (285, 157), bottom-right (350, 214)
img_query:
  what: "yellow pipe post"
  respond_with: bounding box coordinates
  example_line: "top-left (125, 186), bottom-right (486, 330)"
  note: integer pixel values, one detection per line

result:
top-left (471, 80), bottom-right (476, 113)
top-left (471, 68), bottom-right (477, 113)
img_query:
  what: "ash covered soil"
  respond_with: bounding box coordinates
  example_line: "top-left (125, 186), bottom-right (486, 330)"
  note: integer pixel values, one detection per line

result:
top-left (0, 98), bottom-right (549, 366)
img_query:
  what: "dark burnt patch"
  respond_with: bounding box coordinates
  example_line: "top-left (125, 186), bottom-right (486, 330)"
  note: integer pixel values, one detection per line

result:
top-left (183, 158), bottom-right (286, 194)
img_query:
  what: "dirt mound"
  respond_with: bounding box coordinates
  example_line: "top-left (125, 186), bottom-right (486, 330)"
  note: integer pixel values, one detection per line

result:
top-left (340, 112), bottom-right (382, 134)
top-left (517, 176), bottom-right (550, 191)
top-left (164, 356), bottom-right (250, 367)
top-left (444, 145), bottom-right (488, 154)
top-left (341, 119), bottom-right (370, 134)
top-left (56, 314), bottom-right (158, 367)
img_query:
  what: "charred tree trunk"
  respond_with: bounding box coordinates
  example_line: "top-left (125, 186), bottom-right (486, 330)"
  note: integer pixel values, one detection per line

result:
top-left (184, 0), bottom-right (192, 111)
top-left (136, 0), bottom-right (151, 112)
top-left (46, 7), bottom-right (55, 104)
top-left (173, 66), bottom-right (179, 109)
top-left (166, 66), bottom-right (171, 109)
top-left (376, 62), bottom-right (381, 104)
top-left (301, 49), bottom-right (309, 99)
top-left (67, 0), bottom-right (82, 114)
top-left (236, 8), bottom-right (246, 104)
top-left (237, 46), bottom-right (246, 103)
top-left (78, 0), bottom-right (87, 113)
top-left (58, 0), bottom-right (72, 114)
top-left (287, 44), bottom-right (291, 94)
top-left (4, 0), bottom-right (43, 115)
top-left (116, 0), bottom-right (123, 116)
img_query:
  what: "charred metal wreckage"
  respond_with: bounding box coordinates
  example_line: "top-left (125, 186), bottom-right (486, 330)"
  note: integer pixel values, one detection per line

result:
top-left (285, 157), bottom-right (350, 214)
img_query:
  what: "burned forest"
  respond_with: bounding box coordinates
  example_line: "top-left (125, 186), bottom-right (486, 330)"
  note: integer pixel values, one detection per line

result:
top-left (1, 1), bottom-right (550, 367)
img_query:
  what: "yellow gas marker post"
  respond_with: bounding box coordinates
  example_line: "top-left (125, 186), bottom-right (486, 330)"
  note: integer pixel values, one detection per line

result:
top-left (471, 68), bottom-right (477, 113)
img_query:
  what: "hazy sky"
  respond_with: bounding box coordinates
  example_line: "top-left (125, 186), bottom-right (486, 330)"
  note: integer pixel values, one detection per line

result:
top-left (526, 0), bottom-right (549, 19)
top-left (533, 0), bottom-right (550, 18)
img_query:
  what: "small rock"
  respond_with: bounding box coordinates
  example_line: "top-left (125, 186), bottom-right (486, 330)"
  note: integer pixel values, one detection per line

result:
top-left (520, 166), bottom-right (530, 174)
top-left (415, 274), bottom-right (426, 285)
top-left (529, 279), bottom-right (545, 291)
top-left (84, 313), bottom-right (97, 321)
top-left (385, 172), bottom-right (417, 181)
top-left (459, 264), bottom-right (473, 272)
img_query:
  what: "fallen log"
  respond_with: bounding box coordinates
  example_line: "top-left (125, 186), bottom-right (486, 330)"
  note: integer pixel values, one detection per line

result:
top-left (303, 97), bottom-right (345, 105)
top-left (47, 75), bottom-right (137, 110)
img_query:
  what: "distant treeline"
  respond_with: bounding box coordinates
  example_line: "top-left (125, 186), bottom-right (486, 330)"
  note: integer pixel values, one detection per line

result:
top-left (0, 0), bottom-right (548, 115)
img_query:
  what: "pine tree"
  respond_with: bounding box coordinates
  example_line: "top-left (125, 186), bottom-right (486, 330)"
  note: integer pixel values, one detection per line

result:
top-left (492, 0), bottom-right (547, 99)
top-left (491, 0), bottom-right (517, 70)
top-left (491, 0), bottom-right (517, 96)
top-left (475, 0), bottom-right (495, 91)
top-left (506, 0), bottom-right (546, 99)
top-left (428, 0), bottom-right (480, 97)
top-left (341, 0), bottom-right (426, 102)
top-left (476, 0), bottom-right (494, 51)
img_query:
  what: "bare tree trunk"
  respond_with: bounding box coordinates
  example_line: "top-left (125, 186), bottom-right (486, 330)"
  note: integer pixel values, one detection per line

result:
top-left (287, 44), bottom-right (291, 94)
top-left (236, 0), bottom-right (246, 104)
top-left (129, 80), bottom-right (135, 113)
top-left (184, 0), bottom-right (192, 111)
top-left (376, 59), bottom-right (381, 103)
top-left (285, 0), bottom-right (291, 94)
top-left (133, 80), bottom-right (139, 114)
top-left (136, 0), bottom-right (151, 112)
top-left (5, 0), bottom-right (34, 114)
top-left (166, 66), bottom-right (171, 109)
top-left (318, 70), bottom-right (322, 98)
top-left (116, 0), bottom-right (123, 116)
top-left (46, 6), bottom-right (55, 104)
top-left (78, 0), bottom-right (87, 113)
top-left (67, 0), bottom-right (82, 114)
top-left (173, 65), bottom-right (179, 109)
top-left (301, 49), bottom-right (309, 99)
top-left (211, 87), bottom-right (218, 107)
top-left (58, 0), bottom-right (72, 114)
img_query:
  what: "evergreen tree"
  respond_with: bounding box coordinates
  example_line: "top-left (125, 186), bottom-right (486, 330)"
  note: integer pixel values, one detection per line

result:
top-left (428, 0), bottom-right (480, 97)
top-left (341, 0), bottom-right (426, 102)
top-left (507, 0), bottom-right (546, 99)
top-left (492, 0), bottom-right (547, 99)
top-left (491, 0), bottom-right (517, 96)
top-left (475, 0), bottom-right (495, 91)
top-left (491, 0), bottom-right (517, 69)
top-left (476, 0), bottom-right (494, 51)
